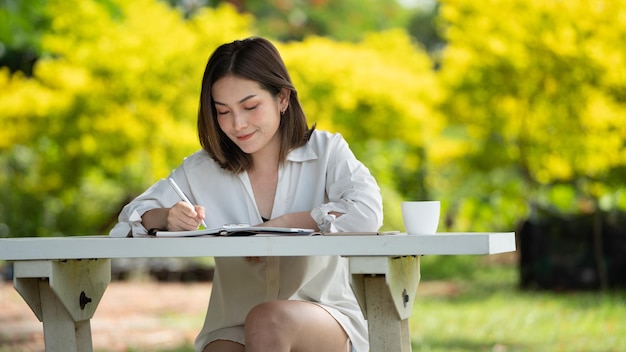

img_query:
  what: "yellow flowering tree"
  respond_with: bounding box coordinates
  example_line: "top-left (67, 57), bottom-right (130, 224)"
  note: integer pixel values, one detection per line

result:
top-left (0, 0), bottom-right (252, 236)
top-left (11, 0), bottom-right (626, 238)
top-left (435, 0), bottom-right (626, 230)
top-left (1, 0), bottom-right (439, 236)
top-left (281, 31), bottom-right (443, 229)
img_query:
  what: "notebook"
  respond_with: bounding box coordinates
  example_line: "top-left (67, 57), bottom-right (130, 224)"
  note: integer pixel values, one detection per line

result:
top-left (150, 224), bottom-right (316, 237)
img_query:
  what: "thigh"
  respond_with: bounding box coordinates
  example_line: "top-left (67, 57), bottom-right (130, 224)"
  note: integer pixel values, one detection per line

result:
top-left (245, 300), bottom-right (350, 352)
top-left (203, 339), bottom-right (245, 352)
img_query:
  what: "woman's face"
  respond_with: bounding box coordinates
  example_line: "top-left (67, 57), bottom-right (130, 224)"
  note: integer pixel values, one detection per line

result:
top-left (212, 75), bottom-right (288, 159)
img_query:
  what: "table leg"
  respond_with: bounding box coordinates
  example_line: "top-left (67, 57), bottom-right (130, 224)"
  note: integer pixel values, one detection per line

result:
top-left (39, 280), bottom-right (93, 350)
top-left (362, 275), bottom-right (412, 351)
top-left (350, 256), bottom-right (420, 352)
top-left (13, 259), bottom-right (111, 352)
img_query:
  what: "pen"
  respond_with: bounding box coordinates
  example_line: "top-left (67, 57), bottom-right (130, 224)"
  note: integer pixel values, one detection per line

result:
top-left (167, 178), bottom-right (208, 229)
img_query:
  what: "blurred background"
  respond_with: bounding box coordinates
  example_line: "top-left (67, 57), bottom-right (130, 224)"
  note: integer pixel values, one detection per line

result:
top-left (1, 0), bottom-right (625, 351)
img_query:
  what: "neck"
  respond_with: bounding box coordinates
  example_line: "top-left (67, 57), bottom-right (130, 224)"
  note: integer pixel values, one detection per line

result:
top-left (251, 135), bottom-right (281, 172)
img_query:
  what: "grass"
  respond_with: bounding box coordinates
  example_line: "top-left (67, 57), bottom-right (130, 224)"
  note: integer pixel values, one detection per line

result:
top-left (151, 255), bottom-right (625, 352)
top-left (411, 255), bottom-right (626, 352)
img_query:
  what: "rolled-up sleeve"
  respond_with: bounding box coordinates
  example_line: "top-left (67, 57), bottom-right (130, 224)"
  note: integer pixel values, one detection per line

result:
top-left (109, 176), bottom-right (184, 237)
top-left (310, 134), bottom-right (383, 233)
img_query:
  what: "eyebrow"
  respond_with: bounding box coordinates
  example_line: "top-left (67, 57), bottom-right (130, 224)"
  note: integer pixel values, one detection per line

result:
top-left (214, 94), bottom-right (258, 106)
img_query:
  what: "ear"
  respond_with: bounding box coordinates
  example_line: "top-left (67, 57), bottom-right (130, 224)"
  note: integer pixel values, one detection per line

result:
top-left (278, 88), bottom-right (291, 111)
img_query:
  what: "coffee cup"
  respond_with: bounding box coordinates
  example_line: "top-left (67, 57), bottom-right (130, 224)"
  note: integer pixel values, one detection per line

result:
top-left (401, 201), bottom-right (440, 235)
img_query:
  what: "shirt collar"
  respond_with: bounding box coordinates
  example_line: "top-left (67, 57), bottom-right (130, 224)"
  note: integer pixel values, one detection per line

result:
top-left (287, 142), bottom-right (318, 162)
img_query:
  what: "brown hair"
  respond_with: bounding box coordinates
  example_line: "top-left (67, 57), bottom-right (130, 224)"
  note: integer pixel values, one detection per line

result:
top-left (197, 37), bottom-right (314, 173)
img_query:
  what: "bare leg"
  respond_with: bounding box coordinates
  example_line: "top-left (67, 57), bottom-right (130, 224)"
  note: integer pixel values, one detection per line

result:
top-left (203, 339), bottom-right (245, 352)
top-left (244, 300), bottom-right (350, 352)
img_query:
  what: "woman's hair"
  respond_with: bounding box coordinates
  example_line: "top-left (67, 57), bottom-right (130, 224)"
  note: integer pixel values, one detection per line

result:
top-left (197, 37), bottom-right (314, 173)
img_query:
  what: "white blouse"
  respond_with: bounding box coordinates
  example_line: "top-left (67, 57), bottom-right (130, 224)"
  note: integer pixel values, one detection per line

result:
top-left (109, 130), bottom-right (383, 352)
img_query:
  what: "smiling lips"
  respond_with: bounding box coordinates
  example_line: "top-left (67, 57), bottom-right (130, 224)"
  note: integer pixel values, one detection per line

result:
top-left (237, 132), bottom-right (255, 141)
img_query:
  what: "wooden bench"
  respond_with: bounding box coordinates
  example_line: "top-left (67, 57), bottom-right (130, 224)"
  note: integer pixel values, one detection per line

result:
top-left (0, 232), bottom-right (516, 352)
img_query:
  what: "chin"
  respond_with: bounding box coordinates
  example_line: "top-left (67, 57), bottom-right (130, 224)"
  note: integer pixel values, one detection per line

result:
top-left (236, 144), bottom-right (259, 155)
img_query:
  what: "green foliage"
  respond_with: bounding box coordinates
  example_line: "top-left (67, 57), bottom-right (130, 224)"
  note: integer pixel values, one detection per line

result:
top-left (0, 0), bottom-right (48, 75)
top-left (204, 0), bottom-right (413, 42)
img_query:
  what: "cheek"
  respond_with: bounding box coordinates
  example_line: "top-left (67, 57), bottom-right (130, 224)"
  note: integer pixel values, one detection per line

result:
top-left (253, 107), bottom-right (280, 126)
top-left (216, 116), bottom-right (229, 131)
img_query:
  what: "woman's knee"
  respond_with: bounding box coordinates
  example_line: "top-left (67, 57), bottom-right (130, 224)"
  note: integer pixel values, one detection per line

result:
top-left (244, 301), bottom-right (298, 349)
top-left (245, 300), bottom-right (295, 331)
top-left (245, 301), bottom-right (349, 352)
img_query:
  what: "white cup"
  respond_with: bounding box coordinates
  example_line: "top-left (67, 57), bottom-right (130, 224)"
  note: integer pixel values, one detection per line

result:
top-left (401, 201), bottom-right (440, 235)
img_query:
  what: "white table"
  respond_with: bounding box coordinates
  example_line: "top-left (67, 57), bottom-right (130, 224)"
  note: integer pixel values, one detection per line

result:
top-left (0, 232), bottom-right (516, 352)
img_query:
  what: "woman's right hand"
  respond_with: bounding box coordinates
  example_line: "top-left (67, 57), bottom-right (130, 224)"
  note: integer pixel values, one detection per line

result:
top-left (167, 201), bottom-right (206, 231)
top-left (141, 203), bottom-right (206, 232)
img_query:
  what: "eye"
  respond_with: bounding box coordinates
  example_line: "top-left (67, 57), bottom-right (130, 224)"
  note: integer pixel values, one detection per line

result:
top-left (244, 104), bottom-right (259, 111)
top-left (216, 109), bottom-right (230, 116)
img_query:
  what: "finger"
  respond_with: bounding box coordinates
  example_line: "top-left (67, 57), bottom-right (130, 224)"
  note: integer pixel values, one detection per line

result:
top-left (194, 205), bottom-right (206, 223)
top-left (168, 202), bottom-right (201, 230)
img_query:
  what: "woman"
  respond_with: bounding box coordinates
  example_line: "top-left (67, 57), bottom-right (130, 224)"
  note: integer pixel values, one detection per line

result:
top-left (109, 37), bottom-right (383, 352)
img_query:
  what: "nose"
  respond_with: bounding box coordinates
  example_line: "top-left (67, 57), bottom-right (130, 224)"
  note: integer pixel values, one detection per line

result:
top-left (231, 111), bottom-right (247, 131)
